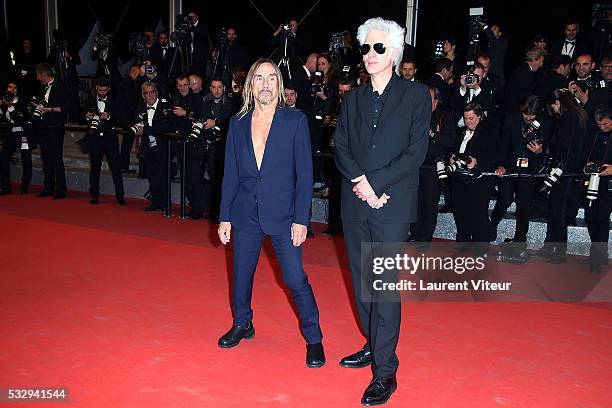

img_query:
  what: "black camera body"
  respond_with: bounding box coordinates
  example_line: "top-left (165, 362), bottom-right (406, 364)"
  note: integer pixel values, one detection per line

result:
top-left (523, 119), bottom-right (543, 145)
top-left (30, 96), bottom-right (47, 119)
top-left (129, 33), bottom-right (148, 65)
top-left (446, 153), bottom-right (473, 173)
top-left (465, 72), bottom-right (479, 85)
top-left (575, 78), bottom-right (606, 92)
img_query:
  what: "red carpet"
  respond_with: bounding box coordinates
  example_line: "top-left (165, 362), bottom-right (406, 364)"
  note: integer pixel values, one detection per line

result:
top-left (1, 189), bottom-right (611, 407)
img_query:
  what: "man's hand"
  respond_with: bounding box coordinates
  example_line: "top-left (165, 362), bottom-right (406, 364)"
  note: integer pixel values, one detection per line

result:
top-left (600, 164), bottom-right (612, 177)
top-left (569, 81), bottom-right (589, 104)
top-left (366, 193), bottom-right (390, 209)
top-left (204, 118), bottom-right (216, 129)
top-left (495, 166), bottom-right (506, 177)
top-left (85, 112), bottom-right (94, 120)
top-left (351, 175), bottom-right (375, 200)
top-left (100, 112), bottom-right (110, 120)
top-left (291, 223), bottom-right (307, 247)
top-left (527, 141), bottom-right (542, 154)
top-left (173, 107), bottom-right (187, 117)
top-left (135, 125), bottom-right (144, 136)
top-left (218, 222), bottom-right (232, 245)
top-left (467, 156), bottom-right (477, 169)
top-left (315, 91), bottom-right (327, 100)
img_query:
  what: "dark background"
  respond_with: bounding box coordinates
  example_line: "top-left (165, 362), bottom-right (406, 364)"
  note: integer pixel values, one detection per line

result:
top-left (0, 0), bottom-right (597, 78)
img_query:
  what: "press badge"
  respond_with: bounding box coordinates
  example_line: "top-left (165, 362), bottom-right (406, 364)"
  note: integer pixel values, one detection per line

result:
top-left (516, 157), bottom-right (529, 168)
top-left (148, 135), bottom-right (157, 147)
top-left (20, 137), bottom-right (29, 150)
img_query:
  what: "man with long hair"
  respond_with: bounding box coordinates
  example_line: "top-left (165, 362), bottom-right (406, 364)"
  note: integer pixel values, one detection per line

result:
top-left (217, 58), bottom-right (325, 368)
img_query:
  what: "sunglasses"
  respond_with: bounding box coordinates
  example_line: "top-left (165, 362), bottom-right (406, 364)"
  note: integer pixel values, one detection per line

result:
top-left (359, 43), bottom-right (386, 56)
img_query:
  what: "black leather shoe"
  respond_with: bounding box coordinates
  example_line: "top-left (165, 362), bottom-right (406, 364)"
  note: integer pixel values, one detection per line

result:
top-left (117, 197), bottom-right (126, 206)
top-left (20, 188), bottom-right (28, 195)
top-left (36, 190), bottom-right (54, 197)
top-left (306, 343), bottom-right (326, 368)
top-left (218, 322), bottom-right (255, 348)
top-left (90, 197), bottom-right (99, 205)
top-left (361, 377), bottom-right (397, 406)
top-left (53, 193), bottom-right (66, 200)
top-left (340, 346), bottom-right (372, 368)
top-left (186, 211), bottom-right (203, 220)
top-left (144, 205), bottom-right (162, 212)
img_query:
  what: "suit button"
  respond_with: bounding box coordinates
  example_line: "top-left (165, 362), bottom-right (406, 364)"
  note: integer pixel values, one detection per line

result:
top-left (372, 144), bottom-right (376, 149)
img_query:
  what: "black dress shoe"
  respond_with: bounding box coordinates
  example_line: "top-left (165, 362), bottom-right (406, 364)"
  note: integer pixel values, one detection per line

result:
top-left (90, 197), bottom-right (99, 205)
top-left (144, 205), bottom-right (162, 212)
top-left (186, 211), bottom-right (203, 220)
top-left (117, 197), bottom-right (126, 206)
top-left (53, 193), bottom-right (66, 200)
top-left (340, 346), bottom-right (372, 368)
top-left (306, 343), bottom-right (326, 368)
top-left (361, 377), bottom-right (397, 406)
top-left (307, 227), bottom-right (315, 238)
top-left (20, 188), bottom-right (28, 195)
top-left (218, 322), bottom-right (255, 348)
top-left (36, 190), bottom-right (54, 197)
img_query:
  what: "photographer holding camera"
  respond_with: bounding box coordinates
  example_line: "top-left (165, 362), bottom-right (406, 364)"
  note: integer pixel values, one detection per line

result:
top-left (451, 61), bottom-right (494, 125)
top-left (568, 54), bottom-right (609, 115)
top-left (449, 101), bottom-right (498, 251)
top-left (0, 81), bottom-right (34, 195)
top-left (424, 58), bottom-right (454, 110)
top-left (186, 10), bottom-right (211, 80)
top-left (538, 89), bottom-right (589, 263)
top-left (506, 47), bottom-right (546, 114)
top-left (91, 32), bottom-right (121, 90)
top-left (81, 77), bottom-right (125, 205)
top-left (490, 95), bottom-right (552, 247)
top-left (535, 55), bottom-right (572, 101)
top-left (131, 82), bottom-right (176, 212)
top-left (583, 104), bottom-right (611, 274)
top-left (267, 18), bottom-right (304, 79)
top-left (148, 31), bottom-right (177, 80)
top-left (136, 59), bottom-right (170, 99)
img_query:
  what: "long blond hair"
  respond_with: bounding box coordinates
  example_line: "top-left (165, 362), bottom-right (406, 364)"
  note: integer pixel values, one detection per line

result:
top-left (237, 58), bottom-right (285, 119)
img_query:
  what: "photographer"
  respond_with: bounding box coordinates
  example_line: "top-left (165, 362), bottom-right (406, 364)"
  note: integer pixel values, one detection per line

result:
top-left (505, 47), bottom-right (546, 114)
top-left (490, 95), bottom-right (552, 246)
top-left (81, 77), bottom-right (125, 205)
top-left (46, 30), bottom-right (80, 120)
top-left (118, 65), bottom-right (142, 173)
top-left (132, 82), bottom-right (176, 212)
top-left (535, 55), bottom-right (571, 101)
top-left (538, 89), bottom-right (589, 263)
top-left (267, 18), bottom-right (304, 79)
top-left (568, 54), bottom-right (609, 115)
top-left (91, 33), bottom-right (121, 90)
top-left (186, 10), bottom-right (211, 80)
top-left (13, 39), bottom-right (39, 100)
top-left (424, 58), bottom-right (454, 110)
top-left (148, 31), bottom-right (177, 80)
top-left (33, 63), bottom-right (69, 199)
top-left (449, 102), bottom-right (498, 251)
top-left (136, 59), bottom-right (170, 99)
top-left (410, 86), bottom-right (455, 244)
top-left (583, 104), bottom-right (611, 274)
top-left (477, 53), bottom-right (505, 122)
top-left (451, 61), bottom-right (494, 125)
top-left (0, 81), bottom-right (34, 195)
top-left (483, 23), bottom-right (508, 86)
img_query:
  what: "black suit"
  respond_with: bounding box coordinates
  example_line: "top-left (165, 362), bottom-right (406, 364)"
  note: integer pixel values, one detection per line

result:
top-left (505, 63), bottom-right (538, 114)
top-left (0, 99), bottom-right (34, 193)
top-left (335, 74), bottom-right (430, 378)
top-left (82, 96), bottom-right (124, 200)
top-left (149, 43), bottom-right (178, 79)
top-left (535, 71), bottom-right (569, 101)
top-left (91, 48), bottom-right (121, 89)
top-left (449, 122), bottom-right (499, 244)
top-left (550, 38), bottom-right (591, 59)
top-left (117, 76), bottom-right (141, 171)
top-left (35, 80), bottom-right (69, 195)
top-left (188, 21), bottom-right (211, 79)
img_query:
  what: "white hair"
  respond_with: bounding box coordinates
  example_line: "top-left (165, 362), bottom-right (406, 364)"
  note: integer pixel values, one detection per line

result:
top-left (357, 17), bottom-right (406, 74)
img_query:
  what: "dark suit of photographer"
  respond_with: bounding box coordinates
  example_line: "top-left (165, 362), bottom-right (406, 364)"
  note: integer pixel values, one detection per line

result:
top-left (0, 85), bottom-right (34, 194)
top-left (149, 32), bottom-right (178, 80)
top-left (133, 83), bottom-right (176, 212)
top-left (450, 64), bottom-right (494, 126)
top-left (583, 108), bottom-right (611, 273)
top-left (82, 81), bottom-right (125, 204)
top-left (187, 12), bottom-right (211, 80)
top-left (411, 89), bottom-right (455, 242)
top-left (490, 105), bottom-right (552, 242)
top-left (91, 45), bottom-right (121, 90)
top-left (449, 102), bottom-right (499, 247)
top-left (267, 20), bottom-right (305, 80)
top-left (34, 65), bottom-right (69, 198)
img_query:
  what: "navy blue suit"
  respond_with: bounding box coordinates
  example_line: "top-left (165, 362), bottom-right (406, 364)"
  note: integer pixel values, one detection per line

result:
top-left (220, 107), bottom-right (322, 344)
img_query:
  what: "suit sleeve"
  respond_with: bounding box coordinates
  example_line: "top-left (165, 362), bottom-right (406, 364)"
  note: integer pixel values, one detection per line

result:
top-left (366, 86), bottom-right (431, 195)
top-left (220, 118), bottom-right (239, 222)
top-left (293, 114), bottom-right (313, 226)
top-left (334, 93), bottom-right (365, 181)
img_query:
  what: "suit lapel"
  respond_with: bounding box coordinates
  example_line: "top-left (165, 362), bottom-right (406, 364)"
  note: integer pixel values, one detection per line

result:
top-left (374, 78), bottom-right (401, 138)
top-left (259, 107), bottom-right (283, 174)
top-left (244, 110), bottom-right (259, 173)
top-left (358, 85), bottom-right (374, 136)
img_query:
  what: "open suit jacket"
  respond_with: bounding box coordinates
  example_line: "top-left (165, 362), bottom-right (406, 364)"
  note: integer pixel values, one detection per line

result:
top-left (334, 74), bottom-right (431, 223)
top-left (220, 107), bottom-right (313, 235)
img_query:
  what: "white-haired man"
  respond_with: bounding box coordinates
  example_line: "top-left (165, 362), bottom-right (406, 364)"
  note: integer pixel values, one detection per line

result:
top-left (334, 17), bottom-right (431, 405)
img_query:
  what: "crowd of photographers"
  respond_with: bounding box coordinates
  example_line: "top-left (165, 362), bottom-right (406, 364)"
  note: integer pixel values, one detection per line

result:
top-left (0, 7), bottom-right (610, 272)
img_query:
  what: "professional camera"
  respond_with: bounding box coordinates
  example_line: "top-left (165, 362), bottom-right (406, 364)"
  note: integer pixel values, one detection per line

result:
top-left (87, 110), bottom-right (100, 134)
top-left (94, 33), bottom-right (111, 50)
top-left (446, 153), bottom-right (472, 173)
top-left (464, 72), bottom-right (479, 85)
top-left (436, 158), bottom-right (448, 181)
top-left (575, 78), bottom-right (606, 92)
top-left (129, 33), bottom-right (148, 65)
top-left (523, 119), bottom-right (543, 145)
top-left (144, 64), bottom-right (157, 76)
top-left (172, 14), bottom-right (191, 43)
top-left (537, 164), bottom-right (564, 195)
top-left (189, 121), bottom-right (204, 140)
top-left (30, 96), bottom-right (47, 119)
top-left (330, 31), bottom-right (346, 52)
top-left (310, 71), bottom-right (324, 95)
top-left (204, 125), bottom-right (222, 145)
top-left (431, 40), bottom-right (445, 61)
top-left (280, 21), bottom-right (295, 39)
top-left (129, 121), bottom-right (144, 135)
top-left (585, 163), bottom-right (606, 203)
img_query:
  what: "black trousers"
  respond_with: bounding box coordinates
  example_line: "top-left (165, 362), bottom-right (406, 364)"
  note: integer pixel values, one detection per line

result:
top-left (38, 128), bottom-right (67, 194)
top-left (585, 181), bottom-right (611, 266)
top-left (490, 177), bottom-right (536, 242)
top-left (451, 177), bottom-right (492, 243)
top-left (119, 132), bottom-right (135, 171)
top-left (186, 148), bottom-right (205, 214)
top-left (88, 135), bottom-right (125, 199)
top-left (143, 142), bottom-right (168, 209)
top-left (0, 133), bottom-right (32, 193)
top-left (327, 158), bottom-right (342, 231)
top-left (204, 142), bottom-right (224, 217)
top-left (411, 167), bottom-right (440, 242)
top-left (545, 177), bottom-right (585, 252)
top-left (342, 218), bottom-right (410, 378)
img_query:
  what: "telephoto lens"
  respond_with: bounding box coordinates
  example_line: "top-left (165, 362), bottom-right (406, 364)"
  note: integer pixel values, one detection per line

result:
top-left (436, 160), bottom-right (448, 180)
top-left (537, 167), bottom-right (563, 195)
top-left (130, 122), bottom-right (144, 134)
top-left (189, 121), bottom-right (204, 140)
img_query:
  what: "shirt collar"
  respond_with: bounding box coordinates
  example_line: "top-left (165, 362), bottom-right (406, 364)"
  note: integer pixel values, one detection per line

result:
top-left (370, 74), bottom-right (396, 97)
top-left (147, 99), bottom-right (159, 110)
